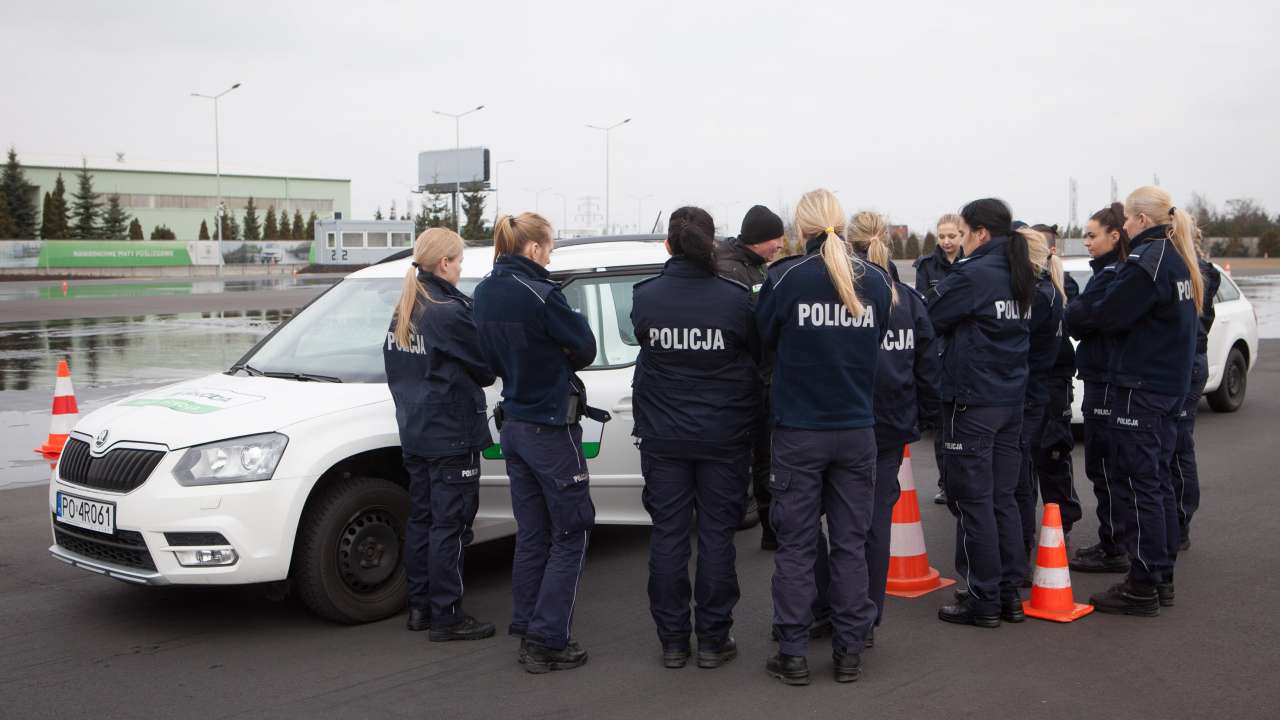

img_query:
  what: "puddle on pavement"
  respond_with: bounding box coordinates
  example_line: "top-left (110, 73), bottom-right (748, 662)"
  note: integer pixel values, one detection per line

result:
top-left (0, 276), bottom-right (337, 302)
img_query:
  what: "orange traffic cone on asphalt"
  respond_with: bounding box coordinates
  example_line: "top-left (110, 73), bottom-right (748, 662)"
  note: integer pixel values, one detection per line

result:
top-left (1023, 503), bottom-right (1094, 622)
top-left (35, 359), bottom-right (79, 460)
top-left (886, 446), bottom-right (957, 598)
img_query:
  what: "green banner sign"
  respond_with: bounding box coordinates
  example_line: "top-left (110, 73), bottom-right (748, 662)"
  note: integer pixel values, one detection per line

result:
top-left (37, 241), bottom-right (193, 268)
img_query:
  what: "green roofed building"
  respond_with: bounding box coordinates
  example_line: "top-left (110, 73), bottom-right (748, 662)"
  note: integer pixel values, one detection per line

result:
top-left (24, 163), bottom-right (350, 240)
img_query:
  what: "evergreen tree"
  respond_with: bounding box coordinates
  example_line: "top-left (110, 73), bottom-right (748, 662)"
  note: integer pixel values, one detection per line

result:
top-left (128, 218), bottom-right (144, 240)
top-left (426, 191), bottom-right (452, 229)
top-left (150, 225), bottom-right (176, 240)
top-left (414, 203), bottom-right (430, 236)
top-left (0, 147), bottom-right (38, 239)
top-left (40, 192), bottom-right (52, 239)
top-left (263, 206), bottom-right (279, 240)
top-left (43, 174), bottom-right (70, 239)
top-left (905, 233), bottom-right (921, 258)
top-left (291, 209), bottom-right (304, 239)
top-left (389, 200), bottom-right (396, 220)
top-left (374, 206), bottom-right (384, 220)
top-left (921, 231), bottom-right (937, 257)
top-left (305, 211), bottom-right (318, 240)
top-left (0, 195), bottom-right (14, 239)
top-left (101, 194), bottom-right (130, 239)
top-left (198, 219), bottom-right (211, 240)
top-left (221, 211), bottom-right (241, 241)
top-left (242, 197), bottom-right (261, 241)
top-left (69, 163), bottom-right (102, 239)
top-left (460, 181), bottom-right (490, 243)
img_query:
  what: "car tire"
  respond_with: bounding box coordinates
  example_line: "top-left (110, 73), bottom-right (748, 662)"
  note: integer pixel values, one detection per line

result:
top-left (1207, 346), bottom-right (1248, 413)
top-left (292, 475), bottom-right (409, 624)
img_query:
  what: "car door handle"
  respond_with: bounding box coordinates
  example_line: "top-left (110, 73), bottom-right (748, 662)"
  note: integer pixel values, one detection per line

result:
top-left (611, 396), bottom-right (633, 414)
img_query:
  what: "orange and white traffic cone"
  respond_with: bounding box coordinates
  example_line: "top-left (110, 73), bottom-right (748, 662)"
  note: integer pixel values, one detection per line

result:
top-left (1023, 503), bottom-right (1094, 622)
top-left (886, 446), bottom-right (957, 598)
top-left (35, 359), bottom-right (79, 460)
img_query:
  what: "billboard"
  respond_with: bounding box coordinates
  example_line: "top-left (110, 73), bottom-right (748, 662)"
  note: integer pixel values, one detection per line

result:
top-left (417, 147), bottom-right (490, 192)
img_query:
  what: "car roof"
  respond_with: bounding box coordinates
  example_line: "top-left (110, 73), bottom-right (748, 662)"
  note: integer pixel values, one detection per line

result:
top-left (349, 236), bottom-right (669, 281)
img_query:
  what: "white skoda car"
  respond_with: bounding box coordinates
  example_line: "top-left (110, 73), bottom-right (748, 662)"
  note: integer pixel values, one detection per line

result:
top-left (49, 237), bottom-right (669, 623)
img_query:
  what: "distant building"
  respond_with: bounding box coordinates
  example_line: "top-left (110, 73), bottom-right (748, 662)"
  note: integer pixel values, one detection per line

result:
top-left (24, 163), bottom-right (351, 240)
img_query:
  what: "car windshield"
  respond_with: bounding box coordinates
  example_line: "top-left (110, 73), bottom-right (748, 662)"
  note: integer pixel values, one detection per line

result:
top-left (239, 276), bottom-right (480, 383)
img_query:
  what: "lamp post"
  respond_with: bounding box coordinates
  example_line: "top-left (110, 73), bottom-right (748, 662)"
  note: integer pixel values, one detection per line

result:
top-left (494, 159), bottom-right (515, 219)
top-left (526, 186), bottom-right (552, 215)
top-left (586, 117), bottom-right (631, 235)
top-left (191, 82), bottom-right (241, 275)
top-left (553, 193), bottom-right (570, 238)
top-left (432, 104), bottom-right (486, 231)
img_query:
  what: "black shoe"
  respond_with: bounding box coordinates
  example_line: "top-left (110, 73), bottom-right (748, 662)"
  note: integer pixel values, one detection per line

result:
top-left (1157, 582), bottom-right (1175, 608)
top-left (1000, 595), bottom-right (1026, 623)
top-left (1089, 580), bottom-right (1159, 617)
top-left (696, 637), bottom-right (737, 669)
top-left (833, 648), bottom-right (862, 683)
top-left (933, 490), bottom-right (947, 504)
top-left (429, 615), bottom-right (496, 642)
top-left (517, 638), bottom-right (528, 664)
top-left (524, 641), bottom-right (589, 674)
top-left (766, 653), bottom-right (810, 686)
top-left (406, 607), bottom-right (430, 632)
top-left (760, 508), bottom-right (778, 551)
top-left (770, 616), bottom-right (833, 641)
top-left (938, 599), bottom-right (1001, 628)
top-left (1069, 543), bottom-right (1130, 573)
top-left (738, 497), bottom-right (762, 530)
top-left (864, 630), bottom-right (875, 649)
top-left (662, 641), bottom-right (691, 669)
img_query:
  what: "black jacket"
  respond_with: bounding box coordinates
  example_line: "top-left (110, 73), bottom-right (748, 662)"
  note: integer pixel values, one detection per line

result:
top-left (1050, 272), bottom-right (1079, 379)
top-left (1196, 258), bottom-right (1222, 356)
top-left (631, 257), bottom-right (759, 457)
top-left (715, 237), bottom-right (769, 294)
top-left (874, 282), bottom-right (941, 452)
top-left (383, 273), bottom-right (496, 458)
top-left (756, 237), bottom-right (893, 429)
top-left (913, 245), bottom-right (963, 295)
top-left (473, 254), bottom-right (598, 425)
top-left (926, 236), bottom-right (1030, 406)
top-left (1066, 248), bottom-right (1122, 383)
top-left (1025, 273), bottom-right (1065, 405)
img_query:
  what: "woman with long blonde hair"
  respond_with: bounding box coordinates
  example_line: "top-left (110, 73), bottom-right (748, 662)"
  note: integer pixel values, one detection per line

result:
top-left (756, 190), bottom-right (893, 685)
top-left (383, 227), bottom-right (496, 641)
top-left (1075, 186), bottom-right (1203, 617)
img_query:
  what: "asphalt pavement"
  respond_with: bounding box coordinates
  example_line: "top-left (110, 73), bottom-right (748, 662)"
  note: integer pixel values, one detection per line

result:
top-left (2, 341), bottom-right (1277, 720)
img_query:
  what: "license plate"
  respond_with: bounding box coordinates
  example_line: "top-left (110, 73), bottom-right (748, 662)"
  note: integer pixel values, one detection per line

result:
top-left (54, 492), bottom-right (116, 535)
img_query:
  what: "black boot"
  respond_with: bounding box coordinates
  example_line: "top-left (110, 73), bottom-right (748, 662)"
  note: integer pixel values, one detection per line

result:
top-left (406, 607), bottom-right (430, 632)
top-left (770, 616), bottom-right (833, 641)
top-left (1089, 579), bottom-right (1160, 617)
top-left (429, 615), bottom-right (496, 642)
top-left (524, 640), bottom-right (589, 674)
top-left (864, 630), bottom-right (875, 649)
top-left (760, 506), bottom-right (778, 551)
top-left (766, 653), bottom-right (810, 686)
top-left (1179, 528), bottom-right (1191, 552)
top-left (696, 637), bottom-right (737, 669)
top-left (1070, 543), bottom-right (1130, 573)
top-left (933, 489), bottom-right (947, 505)
top-left (833, 648), bottom-right (862, 683)
top-left (662, 640), bottom-right (691, 669)
top-left (1157, 582), bottom-right (1175, 608)
top-left (938, 598), bottom-right (1001, 628)
top-left (1000, 593), bottom-right (1026, 623)
top-left (738, 497), bottom-right (761, 530)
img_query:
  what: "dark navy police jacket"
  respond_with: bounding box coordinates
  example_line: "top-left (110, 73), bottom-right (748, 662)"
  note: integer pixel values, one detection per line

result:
top-left (756, 237), bottom-right (893, 430)
top-left (630, 256), bottom-right (759, 457)
top-left (1196, 258), bottom-right (1222, 356)
top-left (384, 272), bottom-right (496, 458)
top-left (1079, 225), bottom-right (1198, 397)
top-left (1066, 248), bottom-right (1122, 383)
top-left (1051, 273), bottom-right (1079, 380)
top-left (1025, 273), bottom-right (1065, 406)
top-left (913, 245), bottom-right (962, 295)
top-left (926, 236), bottom-right (1030, 406)
top-left (874, 280), bottom-right (941, 452)
top-left (472, 254), bottom-right (598, 425)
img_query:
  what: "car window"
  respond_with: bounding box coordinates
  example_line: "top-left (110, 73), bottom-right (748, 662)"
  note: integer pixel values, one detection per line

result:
top-left (1216, 274), bottom-right (1240, 303)
top-left (561, 273), bottom-right (655, 369)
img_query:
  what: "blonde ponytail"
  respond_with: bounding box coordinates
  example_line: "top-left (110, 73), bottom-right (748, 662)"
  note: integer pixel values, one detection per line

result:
top-left (392, 228), bottom-right (465, 349)
top-left (796, 189), bottom-right (863, 317)
top-left (1126, 186), bottom-right (1205, 313)
top-left (1047, 254), bottom-right (1066, 301)
top-left (846, 210), bottom-right (898, 306)
top-left (1022, 225), bottom-right (1064, 299)
top-left (494, 212), bottom-right (552, 260)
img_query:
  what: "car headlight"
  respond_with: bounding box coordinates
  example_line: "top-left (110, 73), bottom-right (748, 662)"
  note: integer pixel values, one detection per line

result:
top-left (173, 433), bottom-right (289, 486)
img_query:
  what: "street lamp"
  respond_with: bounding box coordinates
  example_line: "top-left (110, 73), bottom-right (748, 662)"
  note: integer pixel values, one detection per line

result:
top-left (631, 194), bottom-right (655, 234)
top-left (432, 105), bottom-right (485, 231)
top-left (526, 186), bottom-right (552, 215)
top-left (494, 159), bottom-right (515, 218)
top-left (586, 117), bottom-right (631, 235)
top-left (191, 82), bottom-right (241, 274)
top-left (553, 193), bottom-right (569, 238)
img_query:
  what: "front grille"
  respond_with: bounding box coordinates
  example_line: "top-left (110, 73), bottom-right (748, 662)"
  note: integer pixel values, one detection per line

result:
top-left (53, 516), bottom-right (156, 571)
top-left (164, 532), bottom-right (228, 546)
top-left (59, 437), bottom-right (164, 493)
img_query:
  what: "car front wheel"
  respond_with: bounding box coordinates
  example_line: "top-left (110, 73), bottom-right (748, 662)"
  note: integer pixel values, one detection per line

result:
top-left (1207, 346), bottom-right (1248, 413)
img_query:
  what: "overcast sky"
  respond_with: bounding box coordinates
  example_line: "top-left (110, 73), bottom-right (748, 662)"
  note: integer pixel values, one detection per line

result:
top-left (4, 0), bottom-right (1279, 235)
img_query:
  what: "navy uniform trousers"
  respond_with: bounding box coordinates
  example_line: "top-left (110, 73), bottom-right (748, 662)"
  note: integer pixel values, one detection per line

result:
top-left (501, 420), bottom-right (595, 650)
top-left (1015, 402), bottom-right (1047, 559)
top-left (770, 427), bottom-right (877, 657)
top-left (1108, 387), bottom-right (1182, 586)
top-left (641, 448), bottom-right (749, 648)
top-left (403, 450), bottom-right (480, 627)
top-left (1035, 378), bottom-right (1081, 532)
top-left (1173, 354), bottom-right (1208, 541)
top-left (1082, 382), bottom-right (1124, 554)
top-left (942, 402), bottom-right (1026, 614)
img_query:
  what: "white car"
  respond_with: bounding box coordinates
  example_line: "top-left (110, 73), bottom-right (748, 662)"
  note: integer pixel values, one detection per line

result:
top-left (1063, 256), bottom-right (1259, 422)
top-left (49, 236), bottom-right (668, 623)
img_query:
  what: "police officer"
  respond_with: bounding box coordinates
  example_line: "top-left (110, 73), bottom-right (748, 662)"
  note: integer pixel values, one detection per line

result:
top-left (472, 212), bottom-right (599, 671)
top-left (928, 199), bottom-right (1038, 628)
top-left (1173, 238), bottom-right (1221, 550)
top-left (1067, 203), bottom-right (1131, 575)
top-left (715, 205), bottom-right (786, 548)
top-left (917, 213), bottom-right (965, 504)
top-left (383, 228), bottom-right (497, 641)
top-left (632, 206), bottom-right (759, 670)
top-left (1076, 187), bottom-right (1202, 616)
top-left (757, 190), bottom-right (892, 685)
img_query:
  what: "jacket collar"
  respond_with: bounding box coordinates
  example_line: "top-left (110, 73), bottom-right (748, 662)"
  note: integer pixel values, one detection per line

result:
top-left (419, 271), bottom-right (468, 302)
top-left (727, 237), bottom-right (769, 267)
top-left (1130, 224), bottom-right (1169, 249)
top-left (965, 235), bottom-right (1010, 261)
top-left (663, 255), bottom-right (714, 278)
top-left (933, 243), bottom-right (963, 267)
top-left (803, 235), bottom-right (828, 255)
top-left (493, 253), bottom-right (551, 281)
top-left (1089, 247), bottom-right (1121, 271)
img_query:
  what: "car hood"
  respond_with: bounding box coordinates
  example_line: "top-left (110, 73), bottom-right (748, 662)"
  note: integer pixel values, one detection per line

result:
top-left (74, 374), bottom-right (389, 451)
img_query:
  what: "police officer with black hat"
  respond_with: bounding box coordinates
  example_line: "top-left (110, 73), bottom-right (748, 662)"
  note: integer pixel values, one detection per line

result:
top-left (715, 204), bottom-right (786, 548)
top-left (472, 212), bottom-right (600, 671)
top-left (384, 227), bottom-right (497, 641)
top-left (632, 206), bottom-right (759, 670)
